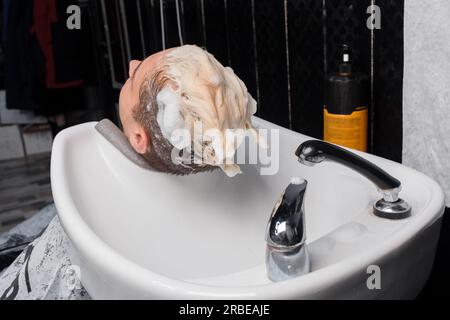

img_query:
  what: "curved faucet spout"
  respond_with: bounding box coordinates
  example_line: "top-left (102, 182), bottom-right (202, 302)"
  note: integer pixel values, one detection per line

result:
top-left (295, 140), bottom-right (411, 219)
top-left (295, 140), bottom-right (400, 195)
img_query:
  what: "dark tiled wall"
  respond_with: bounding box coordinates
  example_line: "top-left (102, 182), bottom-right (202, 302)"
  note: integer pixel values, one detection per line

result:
top-left (253, 0), bottom-right (290, 128)
top-left (226, 0), bottom-right (257, 101)
top-left (287, 0), bottom-right (324, 138)
top-left (102, 0), bottom-right (404, 162)
top-left (373, 0), bottom-right (404, 162)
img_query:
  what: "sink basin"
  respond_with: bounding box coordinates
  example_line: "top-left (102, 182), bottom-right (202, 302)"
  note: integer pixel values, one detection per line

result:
top-left (50, 117), bottom-right (445, 299)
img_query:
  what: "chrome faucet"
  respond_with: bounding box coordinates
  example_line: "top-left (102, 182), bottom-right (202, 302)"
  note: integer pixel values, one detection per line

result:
top-left (266, 177), bottom-right (310, 282)
top-left (295, 140), bottom-right (411, 219)
top-left (265, 140), bottom-right (411, 282)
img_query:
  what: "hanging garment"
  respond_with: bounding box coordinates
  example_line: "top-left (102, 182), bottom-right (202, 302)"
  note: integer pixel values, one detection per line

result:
top-left (4, 0), bottom-right (41, 111)
top-left (5, 0), bottom-right (84, 114)
top-left (31, 0), bottom-right (83, 89)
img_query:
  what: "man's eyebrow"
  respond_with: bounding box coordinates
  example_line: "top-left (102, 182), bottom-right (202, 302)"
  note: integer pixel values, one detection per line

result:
top-left (131, 61), bottom-right (144, 79)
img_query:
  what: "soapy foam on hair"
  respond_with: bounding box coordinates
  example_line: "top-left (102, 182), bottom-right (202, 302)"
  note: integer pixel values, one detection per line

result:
top-left (156, 87), bottom-right (185, 144)
top-left (154, 45), bottom-right (260, 177)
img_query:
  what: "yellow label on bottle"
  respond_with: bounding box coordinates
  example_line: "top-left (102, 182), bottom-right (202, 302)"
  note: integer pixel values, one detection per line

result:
top-left (323, 107), bottom-right (368, 152)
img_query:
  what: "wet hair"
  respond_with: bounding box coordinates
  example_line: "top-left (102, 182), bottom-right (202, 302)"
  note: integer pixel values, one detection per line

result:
top-left (130, 45), bottom-right (258, 176)
top-left (131, 64), bottom-right (214, 175)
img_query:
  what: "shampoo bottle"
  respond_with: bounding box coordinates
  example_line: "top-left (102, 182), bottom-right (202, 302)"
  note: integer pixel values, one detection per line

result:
top-left (324, 45), bottom-right (369, 152)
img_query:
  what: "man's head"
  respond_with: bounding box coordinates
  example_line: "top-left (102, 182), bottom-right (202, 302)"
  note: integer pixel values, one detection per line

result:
top-left (119, 48), bottom-right (172, 154)
top-left (118, 45), bottom-right (257, 176)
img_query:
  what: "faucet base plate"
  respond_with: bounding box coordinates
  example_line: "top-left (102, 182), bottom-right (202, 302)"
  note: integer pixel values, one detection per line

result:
top-left (373, 198), bottom-right (411, 220)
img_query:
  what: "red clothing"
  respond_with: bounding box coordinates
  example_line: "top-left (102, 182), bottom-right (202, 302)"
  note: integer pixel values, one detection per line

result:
top-left (31, 0), bottom-right (83, 88)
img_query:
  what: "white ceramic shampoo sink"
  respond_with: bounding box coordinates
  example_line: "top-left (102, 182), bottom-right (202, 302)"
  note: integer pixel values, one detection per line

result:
top-left (51, 117), bottom-right (445, 299)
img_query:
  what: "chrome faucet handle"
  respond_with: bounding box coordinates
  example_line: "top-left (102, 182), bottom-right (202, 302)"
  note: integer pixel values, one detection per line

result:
top-left (295, 140), bottom-right (411, 219)
top-left (266, 177), bottom-right (310, 282)
top-left (266, 177), bottom-right (307, 250)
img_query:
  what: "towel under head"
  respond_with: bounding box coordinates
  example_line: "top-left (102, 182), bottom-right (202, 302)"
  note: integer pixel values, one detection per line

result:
top-left (95, 119), bottom-right (156, 171)
top-left (94, 118), bottom-right (215, 175)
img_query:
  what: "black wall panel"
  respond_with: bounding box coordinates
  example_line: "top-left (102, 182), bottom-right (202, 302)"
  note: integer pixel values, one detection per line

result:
top-left (226, 0), bottom-right (257, 100)
top-left (162, 0), bottom-right (183, 49)
top-left (373, 0), bottom-right (404, 162)
top-left (140, 0), bottom-right (164, 55)
top-left (203, 0), bottom-right (229, 66)
top-left (253, 0), bottom-right (290, 127)
top-left (180, 0), bottom-right (205, 47)
top-left (288, 0), bottom-right (324, 138)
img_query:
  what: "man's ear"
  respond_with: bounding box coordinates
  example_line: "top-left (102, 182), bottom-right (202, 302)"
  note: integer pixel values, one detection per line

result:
top-left (129, 126), bottom-right (150, 154)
